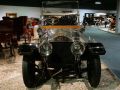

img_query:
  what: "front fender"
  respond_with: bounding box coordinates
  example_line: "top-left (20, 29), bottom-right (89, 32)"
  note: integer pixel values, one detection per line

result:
top-left (86, 43), bottom-right (106, 55)
top-left (18, 43), bottom-right (38, 55)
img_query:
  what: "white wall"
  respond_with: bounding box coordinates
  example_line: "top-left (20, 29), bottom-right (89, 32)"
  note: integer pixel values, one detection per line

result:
top-left (0, 5), bottom-right (116, 22)
top-left (0, 5), bottom-right (41, 20)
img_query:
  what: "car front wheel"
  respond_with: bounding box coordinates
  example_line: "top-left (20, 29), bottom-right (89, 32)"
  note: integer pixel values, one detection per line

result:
top-left (87, 55), bottom-right (101, 88)
top-left (22, 55), bottom-right (50, 88)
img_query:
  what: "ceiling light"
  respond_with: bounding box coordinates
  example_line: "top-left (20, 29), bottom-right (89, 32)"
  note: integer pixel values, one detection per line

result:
top-left (95, 1), bottom-right (102, 5)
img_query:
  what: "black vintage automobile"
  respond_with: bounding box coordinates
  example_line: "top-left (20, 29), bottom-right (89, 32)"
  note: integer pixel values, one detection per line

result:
top-left (19, 27), bottom-right (106, 88)
top-left (18, 0), bottom-right (106, 88)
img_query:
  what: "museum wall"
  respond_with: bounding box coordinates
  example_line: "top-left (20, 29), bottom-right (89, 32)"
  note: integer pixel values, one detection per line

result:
top-left (0, 5), bottom-right (116, 22)
top-left (0, 5), bottom-right (41, 20)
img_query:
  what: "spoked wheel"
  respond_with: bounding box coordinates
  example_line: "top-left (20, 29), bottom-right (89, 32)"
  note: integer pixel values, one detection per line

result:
top-left (22, 55), bottom-right (50, 88)
top-left (4, 43), bottom-right (16, 63)
top-left (87, 55), bottom-right (101, 88)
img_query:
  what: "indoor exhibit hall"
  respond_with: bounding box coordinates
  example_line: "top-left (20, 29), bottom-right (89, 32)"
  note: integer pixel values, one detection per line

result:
top-left (0, 0), bottom-right (120, 90)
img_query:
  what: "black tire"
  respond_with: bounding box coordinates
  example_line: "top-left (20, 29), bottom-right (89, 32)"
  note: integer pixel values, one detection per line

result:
top-left (22, 55), bottom-right (36, 88)
top-left (22, 55), bottom-right (50, 88)
top-left (87, 55), bottom-right (101, 88)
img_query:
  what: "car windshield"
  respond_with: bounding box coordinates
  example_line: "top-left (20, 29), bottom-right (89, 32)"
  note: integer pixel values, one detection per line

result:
top-left (41, 0), bottom-right (80, 25)
top-left (39, 0), bottom-right (86, 43)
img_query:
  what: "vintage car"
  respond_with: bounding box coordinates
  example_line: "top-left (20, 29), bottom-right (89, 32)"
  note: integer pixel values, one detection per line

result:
top-left (18, 0), bottom-right (106, 88)
top-left (19, 26), bottom-right (106, 88)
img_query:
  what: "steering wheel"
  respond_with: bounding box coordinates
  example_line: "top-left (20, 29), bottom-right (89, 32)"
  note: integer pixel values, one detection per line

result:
top-left (45, 17), bottom-right (59, 25)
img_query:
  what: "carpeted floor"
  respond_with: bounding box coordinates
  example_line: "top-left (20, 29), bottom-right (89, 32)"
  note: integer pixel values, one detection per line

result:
top-left (0, 51), bottom-right (120, 90)
top-left (84, 26), bottom-right (120, 79)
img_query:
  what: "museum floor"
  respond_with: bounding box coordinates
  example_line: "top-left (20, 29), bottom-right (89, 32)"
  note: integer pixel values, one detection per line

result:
top-left (0, 51), bottom-right (120, 90)
top-left (0, 26), bottom-right (120, 90)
